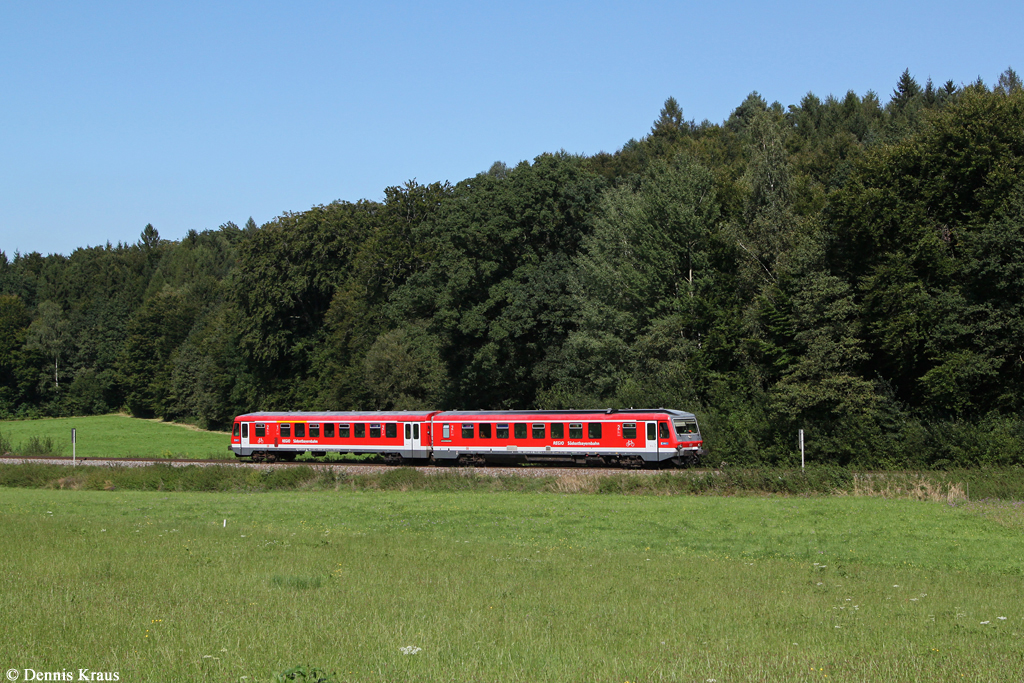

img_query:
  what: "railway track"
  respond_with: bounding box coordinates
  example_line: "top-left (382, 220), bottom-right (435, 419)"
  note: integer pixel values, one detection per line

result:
top-left (0, 454), bottom-right (676, 477)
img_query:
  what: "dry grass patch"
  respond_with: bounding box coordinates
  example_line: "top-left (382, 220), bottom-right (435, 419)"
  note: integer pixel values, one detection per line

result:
top-left (853, 473), bottom-right (969, 503)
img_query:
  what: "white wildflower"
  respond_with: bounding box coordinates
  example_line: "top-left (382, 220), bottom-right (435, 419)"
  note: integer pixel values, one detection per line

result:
top-left (400, 646), bottom-right (422, 655)
top-left (998, 616), bottom-right (1007, 620)
top-left (981, 621), bottom-right (990, 625)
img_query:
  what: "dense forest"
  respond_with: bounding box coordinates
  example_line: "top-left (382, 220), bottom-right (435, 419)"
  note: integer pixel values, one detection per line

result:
top-left (2, 69), bottom-right (1023, 469)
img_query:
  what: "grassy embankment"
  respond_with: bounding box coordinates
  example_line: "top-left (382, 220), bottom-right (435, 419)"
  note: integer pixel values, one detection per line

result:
top-left (1, 487), bottom-right (1023, 682)
top-left (3, 459), bottom-right (1024, 502)
top-left (0, 414), bottom-right (231, 459)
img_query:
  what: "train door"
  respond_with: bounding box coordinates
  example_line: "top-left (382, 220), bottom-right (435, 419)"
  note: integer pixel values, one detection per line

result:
top-left (241, 422), bottom-right (251, 450)
top-left (645, 421), bottom-right (658, 458)
top-left (404, 421), bottom-right (427, 459)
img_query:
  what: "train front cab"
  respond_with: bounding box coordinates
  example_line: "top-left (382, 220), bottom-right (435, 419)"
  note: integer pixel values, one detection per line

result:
top-left (661, 412), bottom-right (704, 466)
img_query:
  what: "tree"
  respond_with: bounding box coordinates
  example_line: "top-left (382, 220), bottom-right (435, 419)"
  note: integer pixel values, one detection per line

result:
top-left (768, 272), bottom-right (880, 464)
top-left (725, 92), bottom-right (768, 134)
top-left (827, 85), bottom-right (1024, 412)
top-left (0, 294), bottom-right (34, 413)
top-left (232, 200), bottom-right (377, 407)
top-left (651, 96), bottom-right (687, 142)
top-left (891, 69), bottom-right (922, 111)
top-left (730, 109), bottom-right (798, 290)
top-left (995, 67), bottom-right (1022, 95)
top-left (388, 153), bottom-right (606, 408)
top-left (362, 323), bottom-right (446, 410)
top-left (25, 300), bottom-right (69, 389)
top-left (117, 289), bottom-right (198, 417)
top-left (559, 152), bottom-right (723, 403)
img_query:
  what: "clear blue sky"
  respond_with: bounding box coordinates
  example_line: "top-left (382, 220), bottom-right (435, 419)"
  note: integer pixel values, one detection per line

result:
top-left (2, 1), bottom-right (1021, 256)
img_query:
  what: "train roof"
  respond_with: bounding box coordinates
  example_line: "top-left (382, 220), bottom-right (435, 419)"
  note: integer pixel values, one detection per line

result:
top-left (234, 408), bottom-right (697, 420)
top-left (235, 411), bottom-right (438, 419)
top-left (435, 408), bottom-right (697, 419)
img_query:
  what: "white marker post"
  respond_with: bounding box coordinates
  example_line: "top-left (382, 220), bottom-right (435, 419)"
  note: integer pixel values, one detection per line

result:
top-left (799, 429), bottom-right (805, 470)
top-left (72, 427), bottom-right (77, 466)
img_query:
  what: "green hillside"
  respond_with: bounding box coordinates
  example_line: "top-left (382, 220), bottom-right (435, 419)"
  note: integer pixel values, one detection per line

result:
top-left (0, 414), bottom-right (231, 459)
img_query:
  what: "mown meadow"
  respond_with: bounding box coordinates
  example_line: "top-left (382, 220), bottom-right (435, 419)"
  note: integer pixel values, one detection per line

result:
top-left (0, 414), bottom-right (231, 459)
top-left (1, 486), bottom-right (1022, 682)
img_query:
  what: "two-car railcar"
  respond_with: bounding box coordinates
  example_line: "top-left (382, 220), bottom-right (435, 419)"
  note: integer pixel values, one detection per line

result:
top-left (230, 408), bottom-right (704, 468)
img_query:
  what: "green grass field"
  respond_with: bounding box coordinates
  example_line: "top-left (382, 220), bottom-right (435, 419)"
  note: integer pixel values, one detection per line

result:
top-left (0, 414), bottom-right (231, 459)
top-left (1, 488), bottom-right (1022, 682)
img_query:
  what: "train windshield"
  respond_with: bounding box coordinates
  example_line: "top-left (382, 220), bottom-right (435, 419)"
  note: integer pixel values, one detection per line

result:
top-left (673, 419), bottom-right (699, 437)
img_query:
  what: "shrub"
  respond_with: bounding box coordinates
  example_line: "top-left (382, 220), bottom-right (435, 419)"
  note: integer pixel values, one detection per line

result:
top-left (20, 436), bottom-right (60, 457)
top-left (273, 665), bottom-right (338, 683)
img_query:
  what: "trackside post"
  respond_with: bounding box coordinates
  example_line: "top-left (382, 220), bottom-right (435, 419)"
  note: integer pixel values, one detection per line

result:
top-left (799, 429), bottom-right (804, 470)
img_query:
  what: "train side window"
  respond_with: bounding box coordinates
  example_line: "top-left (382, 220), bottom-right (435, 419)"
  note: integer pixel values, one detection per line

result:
top-left (295, 423), bottom-right (305, 438)
top-left (413, 424), bottom-right (420, 439)
top-left (241, 424), bottom-right (248, 438)
top-left (569, 423), bottom-right (583, 439)
top-left (280, 423), bottom-right (291, 438)
top-left (659, 422), bottom-right (670, 439)
top-left (462, 423), bottom-right (474, 439)
top-left (514, 423), bottom-right (527, 439)
top-left (405, 424), bottom-right (411, 439)
top-left (232, 423), bottom-right (240, 437)
top-left (254, 424), bottom-right (266, 438)
top-left (370, 424), bottom-right (382, 439)
top-left (588, 423), bottom-right (602, 439)
top-left (479, 423), bottom-right (492, 438)
top-left (496, 423), bottom-right (509, 439)
top-left (325, 423), bottom-right (335, 438)
top-left (340, 424), bottom-right (350, 438)
top-left (623, 423), bottom-right (636, 440)
top-left (354, 424), bottom-right (365, 438)
top-left (442, 424), bottom-right (450, 439)
top-left (309, 424), bottom-right (320, 438)
top-left (647, 423), bottom-right (656, 440)
top-left (532, 423), bottom-right (545, 439)
top-left (551, 423), bottom-right (564, 439)
top-left (385, 423), bottom-right (397, 439)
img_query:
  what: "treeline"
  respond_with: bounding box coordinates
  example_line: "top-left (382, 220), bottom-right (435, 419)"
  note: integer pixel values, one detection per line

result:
top-left (2, 69), bottom-right (1023, 469)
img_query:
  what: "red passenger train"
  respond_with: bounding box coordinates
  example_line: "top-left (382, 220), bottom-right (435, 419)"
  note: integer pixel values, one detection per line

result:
top-left (230, 409), bottom-right (704, 467)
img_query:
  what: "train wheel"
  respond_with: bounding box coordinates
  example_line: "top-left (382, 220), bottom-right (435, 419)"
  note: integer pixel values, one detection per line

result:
top-left (671, 453), bottom-right (699, 468)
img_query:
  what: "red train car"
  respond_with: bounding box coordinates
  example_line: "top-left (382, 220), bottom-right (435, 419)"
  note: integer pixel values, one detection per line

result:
top-left (427, 409), bottom-right (702, 467)
top-left (230, 408), bottom-right (704, 467)
top-left (230, 411), bottom-right (436, 462)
